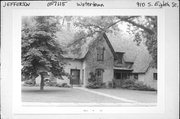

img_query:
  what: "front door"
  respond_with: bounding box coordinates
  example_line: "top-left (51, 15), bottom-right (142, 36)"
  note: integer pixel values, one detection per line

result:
top-left (70, 69), bottom-right (80, 85)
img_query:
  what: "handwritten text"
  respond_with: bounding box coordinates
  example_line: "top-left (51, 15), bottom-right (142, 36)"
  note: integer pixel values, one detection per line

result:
top-left (76, 2), bottom-right (104, 7)
top-left (136, 1), bottom-right (179, 8)
top-left (47, 1), bottom-right (68, 7)
top-left (3, 2), bottom-right (30, 7)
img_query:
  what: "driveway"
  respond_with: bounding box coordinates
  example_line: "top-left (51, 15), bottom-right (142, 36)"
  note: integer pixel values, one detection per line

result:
top-left (22, 86), bottom-right (157, 106)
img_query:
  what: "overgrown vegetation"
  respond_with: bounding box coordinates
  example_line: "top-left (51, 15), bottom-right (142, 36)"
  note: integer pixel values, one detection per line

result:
top-left (23, 79), bottom-right (70, 88)
top-left (119, 79), bottom-right (156, 91)
top-left (71, 16), bottom-right (157, 68)
top-left (22, 16), bottom-right (65, 90)
top-left (86, 72), bottom-right (104, 89)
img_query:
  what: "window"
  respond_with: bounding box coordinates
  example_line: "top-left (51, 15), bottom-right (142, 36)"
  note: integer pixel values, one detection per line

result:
top-left (118, 57), bottom-right (122, 64)
top-left (134, 74), bottom-right (138, 80)
top-left (116, 73), bottom-right (122, 79)
top-left (115, 52), bottom-right (123, 64)
top-left (96, 70), bottom-right (101, 76)
top-left (114, 71), bottom-right (130, 80)
top-left (153, 73), bottom-right (157, 80)
top-left (97, 47), bottom-right (104, 61)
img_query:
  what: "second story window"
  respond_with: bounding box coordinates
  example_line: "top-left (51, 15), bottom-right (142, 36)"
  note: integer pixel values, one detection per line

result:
top-left (97, 47), bottom-right (104, 61)
top-left (115, 52), bottom-right (123, 64)
top-left (117, 55), bottom-right (123, 64)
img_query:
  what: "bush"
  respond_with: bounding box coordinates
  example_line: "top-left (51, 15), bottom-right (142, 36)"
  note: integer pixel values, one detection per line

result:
top-left (120, 79), bottom-right (156, 91)
top-left (121, 79), bottom-right (135, 88)
top-left (108, 81), bottom-right (116, 88)
top-left (56, 83), bottom-right (71, 88)
top-left (45, 81), bottom-right (57, 86)
top-left (134, 81), bottom-right (156, 91)
top-left (86, 72), bottom-right (102, 89)
top-left (23, 80), bottom-right (35, 86)
top-left (86, 83), bottom-right (102, 89)
top-left (101, 82), bottom-right (107, 88)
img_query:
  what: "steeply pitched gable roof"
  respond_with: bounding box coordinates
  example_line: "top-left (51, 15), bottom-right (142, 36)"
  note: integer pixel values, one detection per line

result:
top-left (106, 32), bottom-right (152, 73)
top-left (56, 30), bottom-right (153, 73)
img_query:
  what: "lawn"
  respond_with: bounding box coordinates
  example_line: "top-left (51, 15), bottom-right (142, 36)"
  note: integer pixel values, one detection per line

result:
top-left (22, 86), bottom-right (124, 103)
top-left (22, 86), bottom-right (157, 104)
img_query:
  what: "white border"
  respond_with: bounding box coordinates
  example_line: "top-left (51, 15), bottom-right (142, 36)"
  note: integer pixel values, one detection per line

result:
top-left (12, 9), bottom-right (165, 114)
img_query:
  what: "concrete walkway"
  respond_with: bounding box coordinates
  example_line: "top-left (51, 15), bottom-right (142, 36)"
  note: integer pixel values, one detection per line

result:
top-left (74, 87), bottom-right (138, 103)
top-left (74, 87), bottom-right (157, 106)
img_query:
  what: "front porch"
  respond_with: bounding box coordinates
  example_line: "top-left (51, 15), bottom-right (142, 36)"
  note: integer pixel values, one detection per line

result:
top-left (113, 68), bottom-right (133, 80)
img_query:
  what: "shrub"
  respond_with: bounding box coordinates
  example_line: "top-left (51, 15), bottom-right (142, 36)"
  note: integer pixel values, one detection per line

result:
top-left (86, 72), bottom-right (102, 89)
top-left (23, 80), bottom-right (35, 86)
top-left (121, 79), bottom-right (135, 88)
top-left (45, 81), bottom-right (57, 86)
top-left (119, 79), bottom-right (156, 91)
top-left (134, 81), bottom-right (156, 91)
top-left (101, 82), bottom-right (107, 88)
top-left (56, 83), bottom-right (71, 88)
top-left (108, 81), bottom-right (114, 88)
top-left (62, 83), bottom-right (70, 87)
top-left (86, 83), bottom-right (102, 89)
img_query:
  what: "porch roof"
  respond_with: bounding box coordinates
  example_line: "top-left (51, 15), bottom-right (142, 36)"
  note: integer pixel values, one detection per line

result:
top-left (113, 67), bottom-right (133, 71)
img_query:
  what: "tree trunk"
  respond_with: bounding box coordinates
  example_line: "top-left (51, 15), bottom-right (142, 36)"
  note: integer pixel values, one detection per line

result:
top-left (40, 73), bottom-right (44, 90)
top-left (32, 77), bottom-right (36, 86)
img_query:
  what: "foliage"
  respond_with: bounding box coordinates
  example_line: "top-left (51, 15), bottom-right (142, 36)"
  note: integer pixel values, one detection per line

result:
top-left (86, 72), bottom-right (102, 89)
top-left (45, 81), bottom-right (57, 87)
top-left (22, 16), bottom-right (65, 90)
top-left (133, 81), bottom-right (156, 91)
top-left (107, 80), bottom-right (116, 88)
top-left (120, 79), bottom-right (156, 91)
top-left (71, 16), bottom-right (157, 68)
top-left (23, 80), bottom-right (35, 86)
top-left (61, 83), bottom-right (69, 87)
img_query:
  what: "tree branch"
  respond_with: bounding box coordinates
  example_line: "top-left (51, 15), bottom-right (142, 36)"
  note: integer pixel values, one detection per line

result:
top-left (118, 17), bottom-right (155, 35)
top-left (103, 16), bottom-right (139, 32)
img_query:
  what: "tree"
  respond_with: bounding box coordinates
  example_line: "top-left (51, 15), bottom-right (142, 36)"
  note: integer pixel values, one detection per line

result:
top-left (117, 16), bottom-right (157, 68)
top-left (71, 16), bottom-right (157, 68)
top-left (21, 16), bottom-right (65, 90)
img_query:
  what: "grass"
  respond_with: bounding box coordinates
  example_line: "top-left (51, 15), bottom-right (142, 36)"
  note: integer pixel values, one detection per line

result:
top-left (22, 86), bottom-right (157, 104)
top-left (22, 86), bottom-right (124, 103)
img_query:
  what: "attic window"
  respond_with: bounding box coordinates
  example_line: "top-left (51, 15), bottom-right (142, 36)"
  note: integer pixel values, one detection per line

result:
top-left (97, 47), bottom-right (104, 61)
top-left (116, 52), bottom-right (123, 64)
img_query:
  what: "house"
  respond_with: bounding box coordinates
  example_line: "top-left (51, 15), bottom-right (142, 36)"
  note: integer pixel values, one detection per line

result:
top-left (52, 31), bottom-right (157, 89)
top-left (35, 21), bottom-right (157, 90)
top-left (106, 33), bottom-right (157, 89)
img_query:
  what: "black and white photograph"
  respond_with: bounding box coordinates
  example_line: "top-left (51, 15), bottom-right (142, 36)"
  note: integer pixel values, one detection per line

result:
top-left (21, 16), bottom-right (158, 106)
top-left (1, 0), bottom-right (179, 119)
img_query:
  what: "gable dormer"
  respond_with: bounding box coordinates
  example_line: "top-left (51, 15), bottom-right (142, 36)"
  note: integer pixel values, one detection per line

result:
top-left (114, 52), bottom-right (124, 64)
